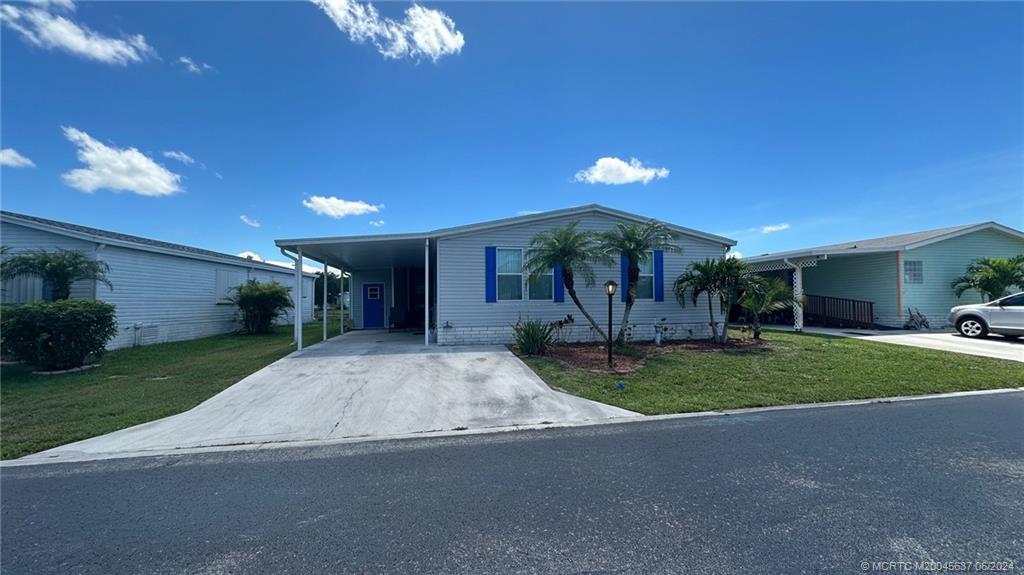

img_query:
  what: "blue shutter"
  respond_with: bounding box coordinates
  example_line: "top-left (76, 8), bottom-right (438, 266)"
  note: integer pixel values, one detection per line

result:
top-left (485, 246), bottom-right (496, 303)
top-left (620, 255), bottom-right (629, 302)
top-left (654, 250), bottom-right (664, 302)
top-left (553, 264), bottom-right (564, 303)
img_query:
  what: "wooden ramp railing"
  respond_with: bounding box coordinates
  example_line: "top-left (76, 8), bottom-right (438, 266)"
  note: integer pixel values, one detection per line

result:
top-left (804, 294), bottom-right (875, 329)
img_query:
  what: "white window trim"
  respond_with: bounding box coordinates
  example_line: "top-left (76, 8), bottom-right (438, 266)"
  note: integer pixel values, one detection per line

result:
top-left (496, 247), bottom-right (525, 301)
top-left (636, 250), bottom-right (655, 300)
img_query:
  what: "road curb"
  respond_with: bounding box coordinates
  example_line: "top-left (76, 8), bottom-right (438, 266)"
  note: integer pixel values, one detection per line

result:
top-left (4, 387), bottom-right (1022, 467)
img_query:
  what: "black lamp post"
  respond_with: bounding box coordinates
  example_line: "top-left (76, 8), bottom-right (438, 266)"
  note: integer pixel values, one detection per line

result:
top-left (605, 280), bottom-right (618, 369)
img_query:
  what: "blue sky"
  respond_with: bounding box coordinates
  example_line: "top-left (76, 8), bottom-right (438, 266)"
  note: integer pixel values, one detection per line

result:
top-left (2, 1), bottom-right (1021, 264)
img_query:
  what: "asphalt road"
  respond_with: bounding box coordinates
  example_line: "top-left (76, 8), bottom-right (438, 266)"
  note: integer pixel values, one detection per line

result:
top-left (2, 392), bottom-right (1022, 574)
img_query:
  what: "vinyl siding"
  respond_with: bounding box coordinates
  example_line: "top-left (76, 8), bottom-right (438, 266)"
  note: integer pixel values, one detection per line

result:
top-left (801, 253), bottom-right (901, 327)
top-left (436, 212), bottom-right (728, 344)
top-left (1, 222), bottom-right (96, 303)
top-left (902, 228), bottom-right (1024, 326)
top-left (1, 221), bottom-right (314, 349)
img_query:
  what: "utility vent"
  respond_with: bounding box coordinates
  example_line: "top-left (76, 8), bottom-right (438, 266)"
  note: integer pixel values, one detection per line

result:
top-left (136, 324), bottom-right (162, 346)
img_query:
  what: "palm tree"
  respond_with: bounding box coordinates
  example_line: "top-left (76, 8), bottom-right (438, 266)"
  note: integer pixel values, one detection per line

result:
top-left (597, 221), bottom-right (680, 343)
top-left (739, 276), bottom-right (796, 340)
top-left (674, 258), bottom-right (724, 342)
top-left (527, 221), bottom-right (609, 340)
top-left (0, 249), bottom-right (112, 301)
top-left (951, 255), bottom-right (1024, 302)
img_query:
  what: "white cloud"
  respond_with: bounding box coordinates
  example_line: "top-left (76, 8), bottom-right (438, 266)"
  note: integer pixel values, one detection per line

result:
top-left (302, 195), bottom-right (382, 218)
top-left (516, 210), bottom-right (541, 216)
top-left (162, 150), bottom-right (195, 165)
top-left (312, 0), bottom-right (464, 62)
top-left (761, 223), bottom-right (790, 234)
top-left (240, 215), bottom-right (261, 228)
top-left (239, 252), bottom-right (324, 274)
top-left (368, 219), bottom-right (385, 227)
top-left (214, 172), bottom-right (224, 180)
top-left (0, 148), bottom-right (36, 168)
top-left (574, 157), bottom-right (670, 185)
top-left (727, 251), bottom-right (743, 259)
top-left (61, 127), bottom-right (182, 197)
top-left (177, 56), bottom-right (214, 74)
top-left (0, 1), bottom-right (155, 65)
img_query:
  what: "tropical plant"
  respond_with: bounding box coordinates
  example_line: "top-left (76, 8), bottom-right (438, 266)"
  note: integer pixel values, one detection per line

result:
top-left (230, 280), bottom-right (294, 334)
top-left (596, 220), bottom-right (680, 343)
top-left (674, 257), bottom-right (756, 343)
top-left (1, 300), bottom-right (117, 370)
top-left (527, 221), bottom-right (609, 340)
top-left (738, 276), bottom-right (797, 340)
top-left (0, 249), bottom-right (112, 301)
top-left (951, 255), bottom-right (1024, 302)
top-left (512, 318), bottom-right (555, 356)
top-left (674, 258), bottom-right (725, 343)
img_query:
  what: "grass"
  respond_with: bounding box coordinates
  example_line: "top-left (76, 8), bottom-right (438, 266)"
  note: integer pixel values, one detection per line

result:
top-left (522, 330), bottom-right (1023, 415)
top-left (1, 318), bottom-right (339, 460)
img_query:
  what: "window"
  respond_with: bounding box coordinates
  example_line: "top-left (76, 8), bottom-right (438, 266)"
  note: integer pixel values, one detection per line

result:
top-left (496, 248), bottom-right (523, 300)
top-left (215, 269), bottom-right (247, 302)
top-left (635, 252), bottom-right (654, 299)
top-left (367, 286), bottom-right (380, 299)
top-left (903, 260), bottom-right (923, 284)
top-left (998, 294), bottom-right (1024, 307)
top-left (527, 250), bottom-right (553, 301)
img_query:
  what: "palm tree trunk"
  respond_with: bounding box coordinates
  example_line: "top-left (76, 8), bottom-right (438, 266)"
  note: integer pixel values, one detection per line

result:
top-left (706, 292), bottom-right (719, 342)
top-left (752, 314), bottom-right (761, 340)
top-left (564, 273), bottom-right (607, 341)
top-left (616, 265), bottom-right (639, 344)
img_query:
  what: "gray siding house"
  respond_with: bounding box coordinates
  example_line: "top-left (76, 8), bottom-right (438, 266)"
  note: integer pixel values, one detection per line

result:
top-left (1, 211), bottom-right (315, 349)
top-left (746, 222), bottom-right (1024, 329)
top-left (276, 205), bottom-right (737, 346)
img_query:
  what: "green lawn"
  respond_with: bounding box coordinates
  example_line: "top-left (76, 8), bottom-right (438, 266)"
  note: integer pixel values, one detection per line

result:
top-left (523, 330), bottom-right (1023, 415)
top-left (1, 318), bottom-right (339, 460)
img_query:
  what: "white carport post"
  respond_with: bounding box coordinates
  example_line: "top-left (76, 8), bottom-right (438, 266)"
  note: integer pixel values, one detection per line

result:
top-left (785, 258), bottom-right (804, 332)
top-left (322, 260), bottom-right (328, 342)
top-left (339, 269), bottom-right (345, 336)
top-left (424, 238), bottom-right (430, 346)
top-left (295, 247), bottom-right (303, 350)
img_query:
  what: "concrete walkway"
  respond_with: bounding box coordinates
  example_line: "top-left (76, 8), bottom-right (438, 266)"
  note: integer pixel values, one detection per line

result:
top-left (21, 331), bottom-right (635, 463)
top-left (768, 325), bottom-right (1024, 362)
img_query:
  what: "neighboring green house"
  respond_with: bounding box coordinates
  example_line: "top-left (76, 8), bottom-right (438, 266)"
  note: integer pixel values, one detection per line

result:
top-left (745, 222), bottom-right (1024, 329)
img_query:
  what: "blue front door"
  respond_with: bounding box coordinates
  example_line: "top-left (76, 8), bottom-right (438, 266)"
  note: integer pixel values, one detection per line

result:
top-left (362, 283), bottom-right (385, 328)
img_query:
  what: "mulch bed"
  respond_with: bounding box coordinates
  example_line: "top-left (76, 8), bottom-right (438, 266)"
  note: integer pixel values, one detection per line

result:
top-left (521, 338), bottom-right (770, 374)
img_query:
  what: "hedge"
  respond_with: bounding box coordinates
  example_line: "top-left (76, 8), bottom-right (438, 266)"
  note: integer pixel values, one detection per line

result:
top-left (1, 300), bottom-right (118, 371)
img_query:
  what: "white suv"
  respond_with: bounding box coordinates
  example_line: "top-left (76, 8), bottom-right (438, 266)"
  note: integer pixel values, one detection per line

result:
top-left (949, 292), bottom-right (1024, 339)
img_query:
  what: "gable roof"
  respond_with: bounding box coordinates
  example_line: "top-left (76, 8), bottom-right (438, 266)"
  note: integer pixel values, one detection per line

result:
top-left (1, 211), bottom-right (315, 276)
top-left (276, 204), bottom-right (737, 248)
top-left (745, 221), bottom-right (1024, 264)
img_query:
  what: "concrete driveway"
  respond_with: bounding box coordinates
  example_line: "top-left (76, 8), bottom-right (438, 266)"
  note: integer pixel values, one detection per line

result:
top-left (23, 331), bottom-right (635, 463)
top-left (781, 326), bottom-right (1024, 362)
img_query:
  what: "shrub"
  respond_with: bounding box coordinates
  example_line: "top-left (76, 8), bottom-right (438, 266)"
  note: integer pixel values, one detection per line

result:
top-left (512, 318), bottom-right (555, 356)
top-left (231, 280), bottom-right (293, 334)
top-left (1, 300), bottom-right (118, 370)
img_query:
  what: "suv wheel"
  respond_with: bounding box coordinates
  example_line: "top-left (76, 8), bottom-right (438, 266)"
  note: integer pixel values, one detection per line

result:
top-left (956, 317), bottom-right (987, 338)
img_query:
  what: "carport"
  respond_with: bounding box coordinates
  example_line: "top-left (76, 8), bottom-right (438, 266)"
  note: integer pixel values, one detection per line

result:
top-left (276, 232), bottom-right (437, 349)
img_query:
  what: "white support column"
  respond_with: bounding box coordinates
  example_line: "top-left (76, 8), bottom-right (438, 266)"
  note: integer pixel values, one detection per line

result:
top-left (322, 260), bottom-right (328, 342)
top-left (339, 270), bottom-right (345, 335)
top-left (295, 248), bottom-right (303, 350)
top-left (424, 238), bottom-right (430, 346)
top-left (792, 264), bottom-right (804, 332)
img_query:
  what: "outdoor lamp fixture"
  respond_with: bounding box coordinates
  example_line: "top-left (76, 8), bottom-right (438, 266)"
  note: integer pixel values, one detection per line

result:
top-left (604, 280), bottom-right (618, 369)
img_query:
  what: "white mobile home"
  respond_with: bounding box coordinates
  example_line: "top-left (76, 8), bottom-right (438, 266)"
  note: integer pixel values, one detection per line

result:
top-left (1, 211), bottom-right (315, 349)
top-left (276, 204), bottom-right (737, 346)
